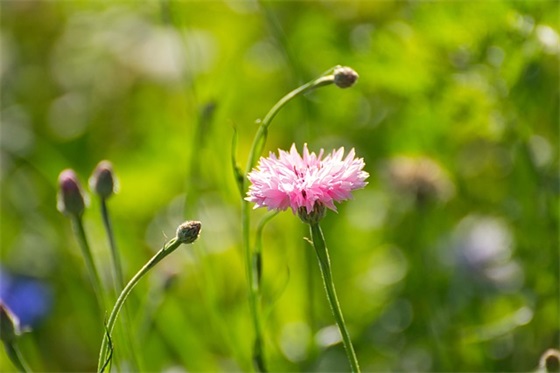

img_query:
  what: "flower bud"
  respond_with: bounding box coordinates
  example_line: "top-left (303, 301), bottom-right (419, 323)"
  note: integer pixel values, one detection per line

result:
top-left (57, 169), bottom-right (86, 217)
top-left (298, 203), bottom-right (327, 225)
top-left (540, 349), bottom-right (560, 373)
top-left (0, 303), bottom-right (21, 343)
top-left (384, 156), bottom-right (454, 205)
top-left (333, 66), bottom-right (359, 88)
top-left (90, 160), bottom-right (117, 199)
top-left (176, 221), bottom-right (202, 244)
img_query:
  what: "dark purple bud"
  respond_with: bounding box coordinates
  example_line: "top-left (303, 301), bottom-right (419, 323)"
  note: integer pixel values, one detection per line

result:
top-left (333, 66), bottom-right (359, 88)
top-left (57, 169), bottom-right (86, 217)
top-left (90, 160), bottom-right (117, 199)
top-left (176, 221), bottom-right (202, 244)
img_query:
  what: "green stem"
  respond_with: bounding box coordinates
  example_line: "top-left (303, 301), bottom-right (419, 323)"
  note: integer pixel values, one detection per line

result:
top-left (97, 238), bottom-right (182, 372)
top-left (241, 202), bottom-right (267, 372)
top-left (254, 211), bottom-right (279, 287)
top-left (4, 342), bottom-right (31, 373)
top-left (246, 210), bottom-right (279, 372)
top-left (100, 198), bottom-right (142, 371)
top-left (71, 216), bottom-right (105, 312)
top-left (304, 231), bottom-right (318, 359)
top-left (240, 67), bottom-right (339, 372)
top-left (244, 73), bottom-right (335, 176)
top-left (309, 223), bottom-right (360, 373)
top-left (100, 199), bottom-right (124, 290)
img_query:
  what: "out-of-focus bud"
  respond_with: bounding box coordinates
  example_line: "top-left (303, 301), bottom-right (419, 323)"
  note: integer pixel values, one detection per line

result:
top-left (176, 221), bottom-right (202, 244)
top-left (0, 303), bottom-right (21, 344)
top-left (57, 169), bottom-right (86, 217)
top-left (333, 66), bottom-right (359, 88)
top-left (90, 160), bottom-right (117, 199)
top-left (384, 156), bottom-right (455, 204)
top-left (539, 349), bottom-right (560, 373)
top-left (298, 203), bottom-right (327, 225)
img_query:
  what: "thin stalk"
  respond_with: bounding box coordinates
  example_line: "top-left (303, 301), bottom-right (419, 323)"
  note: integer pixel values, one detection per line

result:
top-left (241, 201), bottom-right (267, 372)
top-left (246, 210), bottom-right (279, 372)
top-left (304, 231), bottom-right (318, 360)
top-left (97, 238), bottom-right (182, 372)
top-left (240, 67), bottom-right (339, 372)
top-left (4, 342), bottom-right (31, 373)
top-left (244, 74), bottom-right (335, 175)
top-left (254, 211), bottom-right (279, 287)
top-left (71, 216), bottom-right (105, 312)
top-left (309, 223), bottom-right (360, 373)
top-left (99, 198), bottom-right (142, 371)
top-left (100, 199), bottom-right (124, 289)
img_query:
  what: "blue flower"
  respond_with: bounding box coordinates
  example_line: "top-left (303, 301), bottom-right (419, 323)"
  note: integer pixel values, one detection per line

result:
top-left (0, 268), bottom-right (52, 330)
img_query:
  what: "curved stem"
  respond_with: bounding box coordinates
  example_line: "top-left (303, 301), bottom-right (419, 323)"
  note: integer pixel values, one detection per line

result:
top-left (97, 238), bottom-right (182, 372)
top-left (100, 199), bottom-right (142, 371)
top-left (309, 223), bottom-right (360, 373)
top-left (244, 74), bottom-right (335, 177)
top-left (71, 216), bottom-right (105, 312)
top-left (4, 342), bottom-right (31, 373)
top-left (240, 67), bottom-right (338, 372)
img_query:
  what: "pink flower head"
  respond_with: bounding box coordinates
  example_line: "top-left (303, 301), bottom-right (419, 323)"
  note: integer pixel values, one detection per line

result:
top-left (246, 143), bottom-right (369, 214)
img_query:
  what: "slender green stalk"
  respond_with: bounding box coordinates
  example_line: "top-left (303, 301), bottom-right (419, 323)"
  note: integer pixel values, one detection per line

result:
top-left (239, 67), bottom-right (340, 372)
top-left (244, 210), bottom-right (279, 372)
top-left (71, 216), bottom-right (105, 311)
top-left (99, 198), bottom-right (142, 371)
top-left (304, 232), bottom-right (318, 360)
top-left (97, 237), bottom-right (182, 372)
top-left (244, 74), bottom-right (335, 175)
top-left (4, 342), bottom-right (30, 373)
top-left (100, 200), bottom-right (124, 290)
top-left (309, 223), bottom-right (360, 373)
top-left (241, 202), bottom-right (267, 372)
top-left (254, 211), bottom-right (279, 287)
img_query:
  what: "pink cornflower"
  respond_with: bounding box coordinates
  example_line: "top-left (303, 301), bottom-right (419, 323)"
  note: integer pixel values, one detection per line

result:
top-left (246, 143), bottom-right (369, 215)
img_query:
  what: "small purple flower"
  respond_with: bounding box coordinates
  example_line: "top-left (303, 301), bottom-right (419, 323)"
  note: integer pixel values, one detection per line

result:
top-left (246, 143), bottom-right (369, 215)
top-left (0, 269), bottom-right (52, 330)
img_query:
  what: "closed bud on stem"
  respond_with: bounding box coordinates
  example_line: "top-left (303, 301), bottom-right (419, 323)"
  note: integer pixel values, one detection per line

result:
top-left (176, 221), bottom-right (202, 244)
top-left (57, 169), bottom-right (86, 217)
top-left (333, 66), bottom-right (359, 88)
top-left (0, 303), bottom-right (21, 344)
top-left (540, 349), bottom-right (560, 373)
top-left (298, 203), bottom-right (327, 225)
top-left (90, 160), bottom-right (117, 199)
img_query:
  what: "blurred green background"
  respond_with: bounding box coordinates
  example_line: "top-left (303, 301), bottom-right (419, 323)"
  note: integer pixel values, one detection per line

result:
top-left (1, 0), bottom-right (558, 372)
